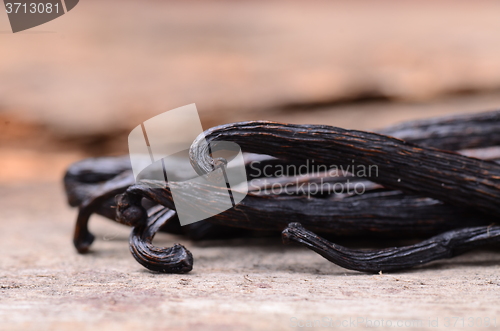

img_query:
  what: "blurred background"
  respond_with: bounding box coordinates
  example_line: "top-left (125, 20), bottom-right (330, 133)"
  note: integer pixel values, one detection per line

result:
top-left (2, 0), bottom-right (500, 183)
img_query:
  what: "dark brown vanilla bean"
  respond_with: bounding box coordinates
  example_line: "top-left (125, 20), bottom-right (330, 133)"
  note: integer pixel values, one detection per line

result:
top-left (282, 222), bottom-right (500, 273)
top-left (129, 206), bottom-right (193, 273)
top-left (64, 156), bottom-right (132, 206)
top-left (189, 121), bottom-right (500, 216)
top-left (63, 110), bottom-right (500, 273)
top-left (118, 181), bottom-right (493, 237)
top-left (68, 149), bottom-right (499, 253)
top-left (73, 171), bottom-right (136, 253)
top-left (378, 109), bottom-right (500, 150)
top-left (128, 205), bottom-right (249, 271)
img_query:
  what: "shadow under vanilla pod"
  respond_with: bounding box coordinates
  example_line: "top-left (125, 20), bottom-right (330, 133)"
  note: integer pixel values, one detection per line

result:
top-left (64, 110), bottom-right (500, 273)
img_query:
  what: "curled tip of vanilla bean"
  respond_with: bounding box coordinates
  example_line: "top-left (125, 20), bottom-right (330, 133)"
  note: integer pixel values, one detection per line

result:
top-left (282, 222), bottom-right (500, 273)
top-left (73, 171), bottom-right (136, 254)
top-left (189, 133), bottom-right (215, 176)
top-left (129, 207), bottom-right (193, 273)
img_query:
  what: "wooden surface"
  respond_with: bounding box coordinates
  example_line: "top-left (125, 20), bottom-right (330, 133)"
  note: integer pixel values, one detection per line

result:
top-left (1, 183), bottom-right (500, 331)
